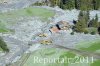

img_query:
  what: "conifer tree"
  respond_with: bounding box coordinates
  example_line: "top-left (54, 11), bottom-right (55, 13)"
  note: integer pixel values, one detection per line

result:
top-left (75, 11), bottom-right (87, 32)
top-left (88, 14), bottom-right (99, 27)
top-left (84, 11), bottom-right (90, 27)
top-left (59, 0), bottom-right (63, 9)
top-left (50, 0), bottom-right (60, 7)
top-left (92, 0), bottom-right (99, 10)
top-left (75, 0), bottom-right (80, 9)
top-left (0, 37), bottom-right (9, 52)
top-left (93, 14), bottom-right (99, 27)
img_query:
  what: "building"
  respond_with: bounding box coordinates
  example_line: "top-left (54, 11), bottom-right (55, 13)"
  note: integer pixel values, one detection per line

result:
top-left (49, 21), bottom-right (70, 33)
top-left (50, 26), bottom-right (60, 33)
top-left (56, 21), bottom-right (70, 30)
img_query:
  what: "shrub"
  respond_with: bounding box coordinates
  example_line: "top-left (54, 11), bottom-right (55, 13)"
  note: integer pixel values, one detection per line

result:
top-left (0, 37), bottom-right (9, 52)
top-left (98, 27), bottom-right (100, 35)
top-left (84, 29), bottom-right (89, 34)
top-left (70, 32), bottom-right (74, 35)
top-left (90, 31), bottom-right (96, 35)
top-left (31, 1), bottom-right (44, 6)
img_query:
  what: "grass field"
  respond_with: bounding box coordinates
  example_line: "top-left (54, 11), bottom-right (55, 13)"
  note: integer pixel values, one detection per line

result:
top-left (76, 39), bottom-right (100, 52)
top-left (0, 22), bottom-right (10, 33)
top-left (0, 7), bottom-right (55, 33)
top-left (21, 48), bottom-right (93, 66)
top-left (0, 7), bottom-right (55, 21)
top-left (90, 60), bottom-right (100, 66)
top-left (23, 48), bottom-right (65, 66)
top-left (14, 42), bottom-right (100, 66)
top-left (0, 47), bottom-right (3, 51)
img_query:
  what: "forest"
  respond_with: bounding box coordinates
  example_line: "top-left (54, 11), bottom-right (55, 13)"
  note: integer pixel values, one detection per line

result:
top-left (49, 0), bottom-right (100, 10)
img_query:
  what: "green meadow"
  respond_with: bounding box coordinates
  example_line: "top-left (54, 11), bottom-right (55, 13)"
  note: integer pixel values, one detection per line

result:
top-left (0, 7), bottom-right (55, 33)
top-left (0, 21), bottom-right (10, 33)
top-left (14, 48), bottom-right (92, 66)
top-left (0, 47), bottom-right (3, 51)
top-left (0, 7), bottom-right (55, 20)
top-left (76, 39), bottom-right (100, 52)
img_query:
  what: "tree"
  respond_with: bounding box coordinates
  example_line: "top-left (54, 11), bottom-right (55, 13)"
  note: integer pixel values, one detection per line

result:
top-left (49, 0), bottom-right (60, 7)
top-left (75, 0), bottom-right (80, 9)
top-left (0, 37), bottom-right (9, 52)
top-left (73, 20), bottom-right (77, 24)
top-left (75, 11), bottom-right (88, 32)
top-left (92, 0), bottom-right (100, 10)
top-left (84, 11), bottom-right (90, 27)
top-left (78, 11), bottom-right (84, 18)
top-left (86, 11), bottom-right (90, 22)
top-left (93, 14), bottom-right (99, 27)
top-left (45, 0), bottom-right (49, 6)
top-left (78, 11), bottom-right (90, 28)
top-left (59, 0), bottom-right (63, 9)
top-left (95, 14), bottom-right (98, 22)
top-left (61, 0), bottom-right (75, 9)
top-left (98, 22), bottom-right (100, 27)
top-left (88, 14), bottom-right (99, 27)
top-left (88, 18), bottom-right (95, 27)
top-left (50, 0), bottom-right (100, 10)
top-left (98, 27), bottom-right (100, 34)
top-left (78, 0), bottom-right (93, 10)
top-left (75, 20), bottom-right (86, 32)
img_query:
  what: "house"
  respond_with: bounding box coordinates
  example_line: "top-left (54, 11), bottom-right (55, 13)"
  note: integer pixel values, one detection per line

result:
top-left (56, 21), bottom-right (70, 30)
top-left (49, 21), bottom-right (70, 33)
top-left (49, 26), bottom-right (60, 33)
